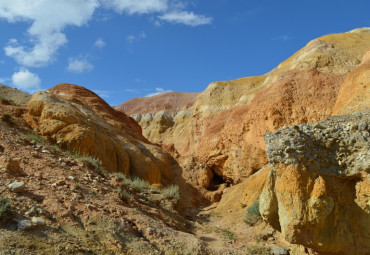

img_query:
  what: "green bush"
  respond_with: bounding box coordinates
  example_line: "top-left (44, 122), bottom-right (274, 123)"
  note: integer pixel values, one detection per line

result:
top-left (130, 177), bottom-right (153, 192)
top-left (24, 133), bottom-right (43, 143)
top-left (77, 155), bottom-right (107, 176)
top-left (160, 185), bottom-right (180, 202)
top-left (243, 200), bottom-right (261, 226)
top-left (118, 189), bottom-right (133, 202)
top-left (0, 198), bottom-right (11, 220)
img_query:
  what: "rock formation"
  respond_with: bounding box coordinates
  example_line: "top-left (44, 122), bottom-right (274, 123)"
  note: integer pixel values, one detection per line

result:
top-left (23, 84), bottom-right (173, 185)
top-left (117, 28), bottom-right (370, 185)
top-left (0, 84), bottom-right (31, 105)
top-left (260, 110), bottom-right (369, 254)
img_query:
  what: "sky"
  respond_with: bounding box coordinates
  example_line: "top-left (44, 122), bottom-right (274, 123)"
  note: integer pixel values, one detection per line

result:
top-left (0, 0), bottom-right (369, 106)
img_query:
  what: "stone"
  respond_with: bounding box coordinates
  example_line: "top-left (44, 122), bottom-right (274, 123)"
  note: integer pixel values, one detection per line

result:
top-left (0, 156), bottom-right (24, 175)
top-left (8, 181), bottom-right (25, 193)
top-left (31, 217), bottom-right (45, 226)
top-left (17, 220), bottom-right (32, 230)
top-left (271, 247), bottom-right (290, 255)
top-left (260, 110), bottom-right (370, 254)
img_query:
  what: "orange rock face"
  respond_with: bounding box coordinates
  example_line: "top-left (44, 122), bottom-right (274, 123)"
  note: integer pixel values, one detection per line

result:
top-left (333, 50), bottom-right (370, 115)
top-left (24, 84), bottom-right (173, 185)
top-left (195, 69), bottom-right (345, 182)
top-left (115, 92), bottom-right (200, 115)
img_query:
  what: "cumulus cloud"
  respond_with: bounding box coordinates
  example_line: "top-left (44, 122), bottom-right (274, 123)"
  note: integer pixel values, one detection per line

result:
top-left (12, 68), bottom-right (41, 90)
top-left (0, 0), bottom-right (213, 68)
top-left (158, 11), bottom-right (213, 26)
top-left (0, 0), bottom-right (99, 67)
top-left (67, 57), bottom-right (94, 73)
top-left (94, 38), bottom-right (106, 48)
top-left (146, 87), bottom-right (172, 97)
top-left (101, 0), bottom-right (168, 15)
top-left (126, 31), bottom-right (146, 44)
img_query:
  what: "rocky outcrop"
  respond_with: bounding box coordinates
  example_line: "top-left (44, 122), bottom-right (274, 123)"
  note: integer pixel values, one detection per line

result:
top-left (118, 29), bottom-right (370, 186)
top-left (0, 84), bottom-right (31, 105)
top-left (23, 84), bottom-right (173, 185)
top-left (260, 110), bottom-right (370, 254)
top-left (333, 50), bottom-right (370, 115)
top-left (115, 92), bottom-right (199, 115)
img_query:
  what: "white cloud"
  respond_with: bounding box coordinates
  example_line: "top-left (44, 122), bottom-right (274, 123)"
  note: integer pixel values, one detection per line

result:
top-left (0, 0), bottom-right (99, 67)
top-left (146, 87), bottom-right (172, 97)
top-left (126, 31), bottom-right (147, 44)
top-left (12, 68), bottom-right (41, 90)
top-left (67, 57), bottom-right (94, 73)
top-left (0, 0), bottom-right (213, 68)
top-left (101, 0), bottom-right (168, 15)
top-left (94, 38), bottom-right (106, 48)
top-left (158, 11), bottom-right (212, 26)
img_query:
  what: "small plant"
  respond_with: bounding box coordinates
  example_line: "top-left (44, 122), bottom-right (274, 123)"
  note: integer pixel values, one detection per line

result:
top-left (215, 227), bottom-right (236, 241)
top-left (117, 189), bottom-right (133, 203)
top-left (129, 177), bottom-right (153, 192)
top-left (0, 198), bottom-right (11, 220)
top-left (160, 185), bottom-right (180, 202)
top-left (24, 133), bottom-right (43, 143)
top-left (73, 184), bottom-right (81, 190)
top-left (112, 172), bottom-right (127, 181)
top-left (77, 155), bottom-right (107, 176)
top-left (247, 246), bottom-right (271, 255)
top-left (243, 200), bottom-right (261, 226)
top-left (51, 144), bottom-right (62, 153)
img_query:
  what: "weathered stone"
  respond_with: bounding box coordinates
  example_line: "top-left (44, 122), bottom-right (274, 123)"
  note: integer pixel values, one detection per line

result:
top-left (23, 84), bottom-right (174, 184)
top-left (17, 220), bottom-right (32, 230)
top-left (0, 156), bottom-right (24, 175)
top-left (261, 110), bottom-right (370, 254)
top-left (31, 217), bottom-right (45, 226)
top-left (8, 181), bottom-right (25, 193)
top-left (271, 247), bottom-right (290, 255)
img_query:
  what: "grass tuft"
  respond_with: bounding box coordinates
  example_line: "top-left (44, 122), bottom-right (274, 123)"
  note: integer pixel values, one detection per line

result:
top-left (24, 133), bottom-right (43, 143)
top-left (0, 198), bottom-right (11, 220)
top-left (243, 200), bottom-right (261, 226)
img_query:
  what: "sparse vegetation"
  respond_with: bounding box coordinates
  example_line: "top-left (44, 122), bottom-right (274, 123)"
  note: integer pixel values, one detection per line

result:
top-left (73, 184), bottom-right (81, 190)
top-left (0, 198), bottom-right (11, 220)
top-left (244, 200), bottom-right (261, 226)
top-left (160, 185), bottom-right (180, 202)
top-left (24, 133), bottom-right (43, 143)
top-left (246, 246), bottom-right (271, 255)
top-left (50, 144), bottom-right (62, 153)
top-left (117, 189), bottom-right (133, 202)
top-left (76, 155), bottom-right (107, 176)
top-left (215, 227), bottom-right (236, 241)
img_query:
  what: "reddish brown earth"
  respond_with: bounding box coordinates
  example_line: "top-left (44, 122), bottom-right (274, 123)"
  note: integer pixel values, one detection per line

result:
top-left (115, 92), bottom-right (200, 115)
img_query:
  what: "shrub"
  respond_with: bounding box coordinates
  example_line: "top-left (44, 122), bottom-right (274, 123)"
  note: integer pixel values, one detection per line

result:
top-left (160, 185), bottom-right (180, 202)
top-left (243, 200), bottom-right (261, 226)
top-left (130, 177), bottom-right (153, 192)
top-left (215, 227), bottom-right (236, 240)
top-left (117, 189), bottom-right (133, 202)
top-left (0, 198), bottom-right (11, 220)
top-left (112, 172), bottom-right (127, 181)
top-left (24, 133), bottom-right (43, 143)
top-left (77, 155), bottom-right (107, 176)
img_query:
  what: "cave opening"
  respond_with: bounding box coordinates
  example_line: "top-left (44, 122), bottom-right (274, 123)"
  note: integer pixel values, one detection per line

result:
top-left (209, 171), bottom-right (227, 191)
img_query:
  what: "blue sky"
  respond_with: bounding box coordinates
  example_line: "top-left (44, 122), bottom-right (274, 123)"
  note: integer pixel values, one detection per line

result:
top-left (0, 0), bottom-right (369, 106)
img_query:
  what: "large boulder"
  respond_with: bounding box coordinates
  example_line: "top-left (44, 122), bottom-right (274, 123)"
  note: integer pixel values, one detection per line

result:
top-left (260, 110), bottom-right (370, 254)
top-left (23, 84), bottom-right (173, 184)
